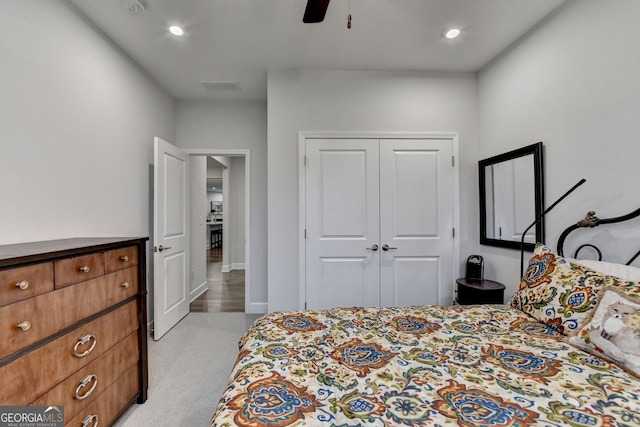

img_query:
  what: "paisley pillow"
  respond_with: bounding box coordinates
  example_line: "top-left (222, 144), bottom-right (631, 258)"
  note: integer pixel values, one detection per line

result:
top-left (572, 259), bottom-right (640, 282)
top-left (509, 244), bottom-right (640, 336)
top-left (567, 286), bottom-right (640, 377)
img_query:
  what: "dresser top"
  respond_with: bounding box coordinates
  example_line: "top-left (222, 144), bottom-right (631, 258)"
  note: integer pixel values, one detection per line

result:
top-left (0, 237), bottom-right (148, 268)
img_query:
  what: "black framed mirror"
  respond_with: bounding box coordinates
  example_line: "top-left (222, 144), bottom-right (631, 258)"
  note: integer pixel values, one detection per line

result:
top-left (479, 142), bottom-right (544, 251)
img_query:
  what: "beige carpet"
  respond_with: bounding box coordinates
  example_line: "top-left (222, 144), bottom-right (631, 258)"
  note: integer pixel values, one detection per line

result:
top-left (114, 312), bottom-right (261, 427)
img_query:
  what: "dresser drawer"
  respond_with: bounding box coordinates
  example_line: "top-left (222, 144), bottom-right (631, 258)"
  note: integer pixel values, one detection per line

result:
top-left (31, 333), bottom-right (139, 421)
top-left (0, 301), bottom-right (138, 405)
top-left (55, 253), bottom-right (105, 289)
top-left (105, 246), bottom-right (138, 273)
top-left (66, 364), bottom-right (140, 427)
top-left (0, 267), bottom-right (138, 359)
top-left (0, 262), bottom-right (53, 307)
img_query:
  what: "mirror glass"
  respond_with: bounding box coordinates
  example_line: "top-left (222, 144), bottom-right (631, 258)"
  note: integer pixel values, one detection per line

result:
top-left (479, 142), bottom-right (544, 250)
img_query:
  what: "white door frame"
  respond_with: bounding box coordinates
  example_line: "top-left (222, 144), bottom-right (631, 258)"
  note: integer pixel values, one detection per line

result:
top-left (298, 131), bottom-right (461, 311)
top-left (185, 148), bottom-right (253, 313)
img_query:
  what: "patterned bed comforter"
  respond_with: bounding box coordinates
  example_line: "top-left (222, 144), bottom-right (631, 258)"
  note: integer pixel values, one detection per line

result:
top-left (210, 305), bottom-right (640, 426)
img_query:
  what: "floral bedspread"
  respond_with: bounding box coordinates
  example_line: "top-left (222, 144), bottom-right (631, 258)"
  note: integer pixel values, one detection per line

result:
top-left (210, 305), bottom-right (640, 426)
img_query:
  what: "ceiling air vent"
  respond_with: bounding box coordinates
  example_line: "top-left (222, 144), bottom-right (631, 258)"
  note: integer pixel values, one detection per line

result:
top-left (200, 81), bottom-right (241, 91)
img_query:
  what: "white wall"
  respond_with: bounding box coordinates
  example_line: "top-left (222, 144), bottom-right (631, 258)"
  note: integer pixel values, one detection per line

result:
top-left (0, 1), bottom-right (175, 325)
top-left (176, 100), bottom-right (267, 312)
top-left (0, 1), bottom-right (175, 245)
top-left (478, 0), bottom-right (640, 298)
top-left (267, 69), bottom-right (479, 311)
top-left (229, 158), bottom-right (246, 268)
top-left (189, 156), bottom-right (208, 299)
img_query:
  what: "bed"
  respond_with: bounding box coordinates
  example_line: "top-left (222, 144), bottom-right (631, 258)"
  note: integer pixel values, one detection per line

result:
top-left (210, 212), bottom-right (640, 426)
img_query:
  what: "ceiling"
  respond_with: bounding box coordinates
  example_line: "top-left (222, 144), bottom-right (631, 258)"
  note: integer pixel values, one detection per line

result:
top-left (68, 0), bottom-right (566, 101)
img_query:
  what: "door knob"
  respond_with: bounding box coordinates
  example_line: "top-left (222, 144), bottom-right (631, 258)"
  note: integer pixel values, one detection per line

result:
top-left (154, 245), bottom-right (172, 253)
top-left (366, 244), bottom-right (379, 251)
top-left (382, 244), bottom-right (397, 251)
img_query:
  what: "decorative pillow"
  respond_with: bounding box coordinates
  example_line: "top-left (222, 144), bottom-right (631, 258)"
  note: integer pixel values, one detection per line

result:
top-left (572, 259), bottom-right (640, 282)
top-left (509, 244), bottom-right (640, 336)
top-left (567, 286), bottom-right (640, 377)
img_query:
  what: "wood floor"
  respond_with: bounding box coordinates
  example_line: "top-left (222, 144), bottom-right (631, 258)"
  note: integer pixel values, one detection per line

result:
top-left (189, 248), bottom-right (245, 312)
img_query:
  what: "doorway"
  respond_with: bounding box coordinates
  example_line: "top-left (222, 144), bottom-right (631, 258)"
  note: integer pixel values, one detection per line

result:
top-left (185, 149), bottom-right (251, 313)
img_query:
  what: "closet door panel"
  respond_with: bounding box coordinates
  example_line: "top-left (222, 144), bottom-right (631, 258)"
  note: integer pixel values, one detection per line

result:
top-left (380, 139), bottom-right (454, 307)
top-left (389, 256), bottom-right (439, 307)
top-left (305, 139), bottom-right (380, 310)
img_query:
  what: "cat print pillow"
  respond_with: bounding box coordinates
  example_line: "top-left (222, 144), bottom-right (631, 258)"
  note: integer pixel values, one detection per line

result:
top-left (568, 286), bottom-right (640, 377)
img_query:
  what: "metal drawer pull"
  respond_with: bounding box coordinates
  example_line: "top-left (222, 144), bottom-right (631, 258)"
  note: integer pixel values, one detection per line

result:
top-left (15, 280), bottom-right (29, 290)
top-left (121, 282), bottom-right (130, 289)
top-left (382, 244), bottom-right (398, 251)
top-left (73, 334), bottom-right (97, 358)
top-left (75, 374), bottom-right (98, 400)
top-left (81, 414), bottom-right (98, 427)
top-left (366, 244), bottom-right (379, 251)
top-left (17, 321), bottom-right (31, 331)
top-left (120, 255), bottom-right (129, 262)
top-left (79, 266), bottom-right (91, 273)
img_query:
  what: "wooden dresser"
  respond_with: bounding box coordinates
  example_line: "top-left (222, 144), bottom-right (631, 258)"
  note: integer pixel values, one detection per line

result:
top-left (0, 238), bottom-right (148, 426)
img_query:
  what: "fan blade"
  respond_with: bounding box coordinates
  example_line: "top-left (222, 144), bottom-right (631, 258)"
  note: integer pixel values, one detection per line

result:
top-left (303, 0), bottom-right (330, 23)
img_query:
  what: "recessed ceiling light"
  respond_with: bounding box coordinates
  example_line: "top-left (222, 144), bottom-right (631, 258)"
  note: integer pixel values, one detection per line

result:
top-left (169, 25), bottom-right (185, 36)
top-left (443, 28), bottom-right (461, 39)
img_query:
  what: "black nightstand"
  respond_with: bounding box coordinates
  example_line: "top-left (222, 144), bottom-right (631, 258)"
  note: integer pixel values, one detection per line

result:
top-left (455, 278), bottom-right (505, 305)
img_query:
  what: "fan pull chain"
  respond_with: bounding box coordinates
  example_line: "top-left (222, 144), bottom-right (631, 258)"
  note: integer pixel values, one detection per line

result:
top-left (347, 0), bottom-right (352, 28)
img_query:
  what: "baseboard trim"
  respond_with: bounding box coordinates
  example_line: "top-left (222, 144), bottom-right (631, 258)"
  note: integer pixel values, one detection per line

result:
top-left (221, 263), bottom-right (245, 273)
top-left (189, 281), bottom-right (208, 302)
top-left (231, 263), bottom-right (245, 270)
top-left (246, 302), bottom-right (268, 314)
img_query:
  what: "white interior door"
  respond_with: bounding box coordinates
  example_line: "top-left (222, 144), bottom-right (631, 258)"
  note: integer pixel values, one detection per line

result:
top-left (379, 139), bottom-right (454, 306)
top-left (305, 137), bottom-right (455, 309)
top-left (153, 137), bottom-right (189, 340)
top-left (305, 139), bottom-right (381, 310)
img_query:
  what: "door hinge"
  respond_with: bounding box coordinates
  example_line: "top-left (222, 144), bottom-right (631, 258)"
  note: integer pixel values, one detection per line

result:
top-left (452, 156), bottom-right (455, 167)
top-left (452, 228), bottom-right (455, 238)
top-left (304, 156), bottom-right (308, 167)
top-left (305, 302), bottom-right (307, 310)
top-left (304, 229), bottom-right (307, 239)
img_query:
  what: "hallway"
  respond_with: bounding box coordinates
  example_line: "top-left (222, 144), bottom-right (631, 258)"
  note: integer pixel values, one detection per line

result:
top-left (189, 248), bottom-right (245, 312)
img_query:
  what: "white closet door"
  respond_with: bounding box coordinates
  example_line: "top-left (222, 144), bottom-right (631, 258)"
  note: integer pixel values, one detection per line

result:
top-left (305, 139), bottom-right (381, 310)
top-left (379, 139), bottom-right (454, 306)
top-left (305, 137), bottom-right (455, 310)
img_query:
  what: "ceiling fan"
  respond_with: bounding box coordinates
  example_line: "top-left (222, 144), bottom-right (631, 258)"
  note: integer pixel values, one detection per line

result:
top-left (303, 0), bottom-right (330, 23)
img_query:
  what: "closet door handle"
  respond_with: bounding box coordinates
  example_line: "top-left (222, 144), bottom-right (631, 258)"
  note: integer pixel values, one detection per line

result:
top-left (366, 244), bottom-right (379, 251)
top-left (382, 244), bottom-right (397, 251)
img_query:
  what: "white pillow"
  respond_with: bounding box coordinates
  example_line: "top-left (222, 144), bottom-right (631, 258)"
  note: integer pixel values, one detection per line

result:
top-left (571, 259), bottom-right (640, 282)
